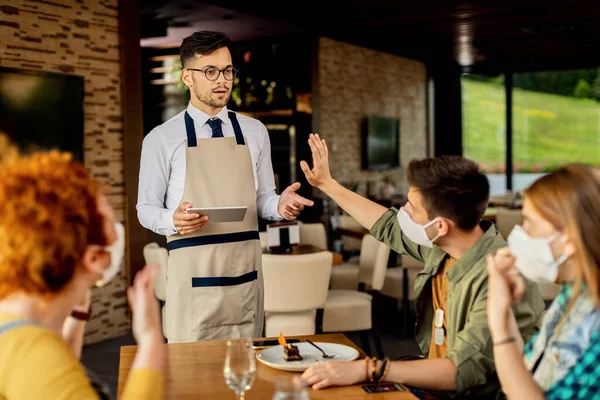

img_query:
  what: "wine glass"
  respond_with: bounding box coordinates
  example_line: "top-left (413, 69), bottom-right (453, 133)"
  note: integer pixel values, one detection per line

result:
top-left (224, 338), bottom-right (256, 400)
top-left (272, 376), bottom-right (310, 400)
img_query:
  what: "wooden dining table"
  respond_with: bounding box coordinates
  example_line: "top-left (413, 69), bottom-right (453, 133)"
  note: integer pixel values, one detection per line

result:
top-left (118, 333), bottom-right (417, 399)
top-left (263, 244), bottom-right (344, 266)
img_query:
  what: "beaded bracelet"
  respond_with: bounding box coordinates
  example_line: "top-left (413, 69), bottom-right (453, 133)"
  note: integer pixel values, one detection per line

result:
top-left (370, 357), bottom-right (378, 383)
top-left (364, 358), bottom-right (371, 382)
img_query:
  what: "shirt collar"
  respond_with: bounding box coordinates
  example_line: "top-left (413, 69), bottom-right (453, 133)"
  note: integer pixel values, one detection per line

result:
top-left (424, 220), bottom-right (502, 282)
top-left (446, 220), bottom-right (501, 282)
top-left (186, 102), bottom-right (229, 126)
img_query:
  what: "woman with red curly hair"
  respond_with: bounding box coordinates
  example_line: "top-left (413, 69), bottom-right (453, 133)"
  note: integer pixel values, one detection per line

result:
top-left (0, 149), bottom-right (165, 399)
top-left (0, 132), bottom-right (18, 165)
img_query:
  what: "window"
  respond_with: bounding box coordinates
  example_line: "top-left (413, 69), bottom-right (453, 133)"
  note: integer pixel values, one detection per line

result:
top-left (462, 68), bottom-right (600, 195)
top-left (462, 73), bottom-right (506, 196)
top-left (512, 69), bottom-right (600, 192)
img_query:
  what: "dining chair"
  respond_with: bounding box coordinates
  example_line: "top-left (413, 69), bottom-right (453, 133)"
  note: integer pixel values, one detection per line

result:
top-left (262, 252), bottom-right (333, 336)
top-left (142, 242), bottom-right (169, 339)
top-left (322, 234), bottom-right (389, 357)
top-left (495, 207), bottom-right (523, 240)
top-left (298, 222), bottom-right (328, 249)
top-left (381, 256), bottom-right (423, 301)
top-left (338, 214), bottom-right (364, 253)
top-left (259, 231), bottom-right (268, 249)
top-left (330, 231), bottom-right (388, 291)
top-left (380, 255), bottom-right (424, 336)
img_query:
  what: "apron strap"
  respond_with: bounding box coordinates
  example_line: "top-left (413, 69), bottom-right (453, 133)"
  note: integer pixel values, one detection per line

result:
top-left (184, 111), bottom-right (197, 147)
top-left (228, 111), bottom-right (246, 145)
top-left (168, 230), bottom-right (259, 251)
top-left (0, 319), bottom-right (39, 335)
top-left (185, 111), bottom-right (245, 146)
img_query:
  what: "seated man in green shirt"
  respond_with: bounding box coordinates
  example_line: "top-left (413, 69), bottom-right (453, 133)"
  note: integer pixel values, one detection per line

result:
top-left (298, 134), bottom-right (544, 398)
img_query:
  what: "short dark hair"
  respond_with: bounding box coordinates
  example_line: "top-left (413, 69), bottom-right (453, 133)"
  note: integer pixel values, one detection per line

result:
top-left (180, 31), bottom-right (232, 68)
top-left (407, 156), bottom-right (489, 231)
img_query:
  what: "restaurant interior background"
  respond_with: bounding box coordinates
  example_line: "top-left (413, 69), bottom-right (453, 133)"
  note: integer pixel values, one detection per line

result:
top-left (1, 0), bottom-right (599, 395)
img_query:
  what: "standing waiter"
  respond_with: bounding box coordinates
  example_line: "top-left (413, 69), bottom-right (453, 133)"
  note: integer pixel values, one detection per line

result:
top-left (137, 31), bottom-right (313, 342)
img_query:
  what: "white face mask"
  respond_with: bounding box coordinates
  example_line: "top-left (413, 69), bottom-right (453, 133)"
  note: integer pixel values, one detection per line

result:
top-left (91, 222), bottom-right (125, 287)
top-left (396, 207), bottom-right (441, 248)
top-left (507, 225), bottom-right (568, 284)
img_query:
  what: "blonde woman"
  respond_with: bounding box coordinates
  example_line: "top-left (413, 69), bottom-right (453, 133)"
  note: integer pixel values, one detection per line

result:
top-left (0, 151), bottom-right (165, 399)
top-left (488, 164), bottom-right (600, 399)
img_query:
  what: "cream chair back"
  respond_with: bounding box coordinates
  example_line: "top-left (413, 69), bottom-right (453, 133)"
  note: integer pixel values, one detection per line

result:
top-left (142, 242), bottom-right (168, 301)
top-left (263, 252), bottom-right (333, 312)
top-left (299, 222), bottom-right (328, 249)
top-left (358, 234), bottom-right (390, 291)
top-left (496, 208), bottom-right (524, 240)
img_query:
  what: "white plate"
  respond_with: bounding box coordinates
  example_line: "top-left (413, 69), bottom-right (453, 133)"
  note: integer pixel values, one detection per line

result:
top-left (256, 342), bottom-right (360, 372)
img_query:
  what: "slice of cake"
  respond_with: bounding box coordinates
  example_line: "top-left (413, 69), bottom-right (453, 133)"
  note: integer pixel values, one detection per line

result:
top-left (278, 332), bottom-right (303, 362)
top-left (283, 343), bottom-right (303, 362)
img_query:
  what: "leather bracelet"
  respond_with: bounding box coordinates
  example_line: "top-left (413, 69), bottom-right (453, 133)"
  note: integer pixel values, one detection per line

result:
top-left (377, 357), bottom-right (391, 382)
top-left (493, 337), bottom-right (516, 346)
top-left (364, 358), bottom-right (370, 382)
top-left (373, 358), bottom-right (384, 382)
top-left (71, 304), bottom-right (92, 321)
top-left (375, 357), bottom-right (389, 382)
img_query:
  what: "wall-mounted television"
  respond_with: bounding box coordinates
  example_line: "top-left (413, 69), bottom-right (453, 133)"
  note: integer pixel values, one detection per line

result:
top-left (0, 67), bottom-right (84, 161)
top-left (362, 116), bottom-right (400, 170)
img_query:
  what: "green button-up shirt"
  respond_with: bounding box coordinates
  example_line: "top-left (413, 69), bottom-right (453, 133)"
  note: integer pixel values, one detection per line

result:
top-left (371, 209), bottom-right (544, 397)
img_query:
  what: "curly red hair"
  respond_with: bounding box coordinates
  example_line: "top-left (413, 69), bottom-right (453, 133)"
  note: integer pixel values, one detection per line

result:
top-left (0, 132), bottom-right (19, 165)
top-left (0, 150), bottom-right (108, 299)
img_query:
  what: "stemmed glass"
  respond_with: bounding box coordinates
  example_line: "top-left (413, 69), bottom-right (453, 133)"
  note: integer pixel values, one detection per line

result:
top-left (272, 376), bottom-right (310, 400)
top-left (224, 338), bottom-right (256, 400)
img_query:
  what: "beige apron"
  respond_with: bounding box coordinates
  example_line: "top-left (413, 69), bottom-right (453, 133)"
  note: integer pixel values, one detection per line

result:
top-left (165, 110), bottom-right (264, 342)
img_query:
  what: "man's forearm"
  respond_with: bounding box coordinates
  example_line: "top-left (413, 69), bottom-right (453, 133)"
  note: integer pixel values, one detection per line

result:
top-left (319, 179), bottom-right (388, 230)
top-left (256, 191), bottom-right (282, 221)
top-left (137, 204), bottom-right (176, 236)
top-left (387, 358), bottom-right (457, 392)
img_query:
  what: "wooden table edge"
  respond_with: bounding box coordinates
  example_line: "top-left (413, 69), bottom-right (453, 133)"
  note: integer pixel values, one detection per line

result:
top-left (117, 333), bottom-right (417, 398)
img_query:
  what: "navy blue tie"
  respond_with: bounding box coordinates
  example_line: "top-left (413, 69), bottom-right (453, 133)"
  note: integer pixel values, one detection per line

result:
top-left (207, 118), bottom-right (223, 138)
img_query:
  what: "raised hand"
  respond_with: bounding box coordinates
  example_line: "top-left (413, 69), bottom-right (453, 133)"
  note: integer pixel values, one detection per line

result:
top-left (300, 133), bottom-right (334, 189)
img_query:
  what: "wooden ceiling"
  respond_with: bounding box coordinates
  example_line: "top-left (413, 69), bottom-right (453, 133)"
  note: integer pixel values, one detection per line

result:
top-left (141, 0), bottom-right (600, 72)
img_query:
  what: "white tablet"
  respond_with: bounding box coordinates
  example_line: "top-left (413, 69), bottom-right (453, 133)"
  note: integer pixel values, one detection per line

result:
top-left (185, 206), bottom-right (247, 223)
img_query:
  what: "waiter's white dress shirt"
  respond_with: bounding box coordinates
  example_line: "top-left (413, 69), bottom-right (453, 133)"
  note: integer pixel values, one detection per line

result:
top-left (137, 103), bottom-right (282, 236)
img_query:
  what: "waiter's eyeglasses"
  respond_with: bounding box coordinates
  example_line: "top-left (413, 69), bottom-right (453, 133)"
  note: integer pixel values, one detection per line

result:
top-left (186, 66), bottom-right (237, 81)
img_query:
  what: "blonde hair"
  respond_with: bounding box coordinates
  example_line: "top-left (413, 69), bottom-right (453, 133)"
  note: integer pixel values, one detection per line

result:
top-left (525, 164), bottom-right (600, 304)
top-left (0, 151), bottom-right (108, 299)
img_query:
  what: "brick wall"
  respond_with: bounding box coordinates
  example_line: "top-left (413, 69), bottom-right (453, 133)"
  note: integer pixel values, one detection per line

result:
top-left (0, 0), bottom-right (129, 344)
top-left (314, 37), bottom-right (428, 196)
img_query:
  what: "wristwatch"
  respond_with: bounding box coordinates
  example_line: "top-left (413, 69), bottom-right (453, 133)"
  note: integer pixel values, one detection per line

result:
top-left (71, 304), bottom-right (92, 321)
